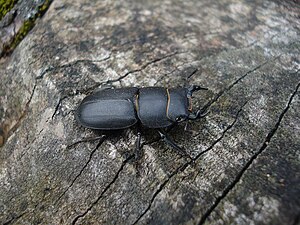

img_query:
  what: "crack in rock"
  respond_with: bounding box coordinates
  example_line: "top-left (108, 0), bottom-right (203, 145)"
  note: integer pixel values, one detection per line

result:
top-left (71, 154), bottom-right (134, 225)
top-left (132, 102), bottom-right (247, 225)
top-left (3, 211), bottom-right (27, 225)
top-left (105, 51), bottom-right (185, 84)
top-left (5, 136), bottom-right (107, 224)
top-left (201, 54), bottom-right (281, 112)
top-left (51, 97), bottom-right (65, 120)
top-left (55, 136), bottom-right (107, 205)
top-left (36, 55), bottom-right (111, 80)
top-left (197, 80), bottom-right (300, 225)
top-left (6, 82), bottom-right (37, 141)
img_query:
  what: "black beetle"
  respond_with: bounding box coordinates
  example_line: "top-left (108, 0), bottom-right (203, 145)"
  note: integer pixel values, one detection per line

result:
top-left (75, 85), bottom-right (207, 158)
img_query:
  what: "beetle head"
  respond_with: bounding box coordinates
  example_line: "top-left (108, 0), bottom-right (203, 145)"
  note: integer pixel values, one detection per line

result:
top-left (166, 85), bottom-right (208, 123)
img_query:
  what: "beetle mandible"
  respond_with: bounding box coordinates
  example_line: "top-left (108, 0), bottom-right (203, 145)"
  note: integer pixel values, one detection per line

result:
top-left (75, 85), bottom-right (207, 158)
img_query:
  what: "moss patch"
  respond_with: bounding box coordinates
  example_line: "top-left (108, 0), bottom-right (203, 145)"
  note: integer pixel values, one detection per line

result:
top-left (0, 0), bottom-right (17, 20)
top-left (9, 19), bottom-right (35, 50)
top-left (1, 0), bottom-right (52, 56)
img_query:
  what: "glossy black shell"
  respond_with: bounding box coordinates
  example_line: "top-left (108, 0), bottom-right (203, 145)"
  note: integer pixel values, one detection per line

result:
top-left (75, 88), bottom-right (139, 129)
top-left (75, 87), bottom-right (190, 129)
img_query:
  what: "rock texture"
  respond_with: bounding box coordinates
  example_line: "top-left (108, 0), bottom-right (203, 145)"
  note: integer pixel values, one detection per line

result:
top-left (0, 0), bottom-right (299, 224)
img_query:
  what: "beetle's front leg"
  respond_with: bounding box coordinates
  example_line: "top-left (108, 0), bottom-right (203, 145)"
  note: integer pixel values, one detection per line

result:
top-left (183, 121), bottom-right (198, 136)
top-left (157, 129), bottom-right (191, 159)
top-left (187, 85), bottom-right (208, 97)
top-left (188, 109), bottom-right (209, 120)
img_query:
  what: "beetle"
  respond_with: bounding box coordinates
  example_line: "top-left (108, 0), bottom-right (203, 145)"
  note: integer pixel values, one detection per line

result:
top-left (75, 85), bottom-right (207, 158)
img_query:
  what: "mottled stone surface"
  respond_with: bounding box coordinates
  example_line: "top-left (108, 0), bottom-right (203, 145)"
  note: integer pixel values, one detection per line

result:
top-left (0, 0), bottom-right (299, 224)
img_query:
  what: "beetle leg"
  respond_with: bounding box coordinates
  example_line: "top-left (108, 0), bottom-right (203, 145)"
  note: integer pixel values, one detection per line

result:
top-left (157, 129), bottom-right (191, 159)
top-left (184, 120), bottom-right (189, 131)
top-left (133, 131), bottom-right (142, 161)
top-left (92, 84), bottom-right (113, 94)
top-left (67, 135), bottom-right (106, 149)
top-left (187, 85), bottom-right (208, 97)
top-left (188, 109), bottom-right (209, 120)
top-left (184, 121), bottom-right (199, 136)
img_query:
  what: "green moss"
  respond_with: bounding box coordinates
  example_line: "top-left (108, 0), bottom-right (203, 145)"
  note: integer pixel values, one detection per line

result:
top-left (10, 19), bottom-right (35, 49)
top-left (37, 0), bottom-right (51, 16)
top-left (3, 0), bottom-right (53, 55)
top-left (0, 0), bottom-right (17, 20)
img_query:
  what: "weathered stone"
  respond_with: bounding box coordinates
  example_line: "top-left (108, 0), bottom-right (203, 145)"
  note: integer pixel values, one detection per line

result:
top-left (0, 0), bottom-right (299, 224)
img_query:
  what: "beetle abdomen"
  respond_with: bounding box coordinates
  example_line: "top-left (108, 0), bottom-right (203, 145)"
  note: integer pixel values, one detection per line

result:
top-left (76, 88), bottom-right (138, 130)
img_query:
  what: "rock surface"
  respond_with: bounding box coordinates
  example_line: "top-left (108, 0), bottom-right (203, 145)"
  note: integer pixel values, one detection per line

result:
top-left (0, 0), bottom-right (299, 224)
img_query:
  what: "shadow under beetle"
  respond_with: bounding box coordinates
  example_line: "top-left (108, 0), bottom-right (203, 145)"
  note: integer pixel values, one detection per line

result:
top-left (75, 85), bottom-right (207, 159)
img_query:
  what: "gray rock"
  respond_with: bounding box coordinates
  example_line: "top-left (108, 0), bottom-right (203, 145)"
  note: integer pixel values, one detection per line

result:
top-left (0, 0), bottom-right (299, 224)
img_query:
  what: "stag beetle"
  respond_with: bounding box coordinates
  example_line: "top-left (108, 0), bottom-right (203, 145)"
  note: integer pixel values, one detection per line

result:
top-left (75, 85), bottom-right (207, 158)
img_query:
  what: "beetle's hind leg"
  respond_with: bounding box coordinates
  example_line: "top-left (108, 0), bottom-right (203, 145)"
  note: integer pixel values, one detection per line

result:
top-left (157, 129), bottom-right (191, 159)
top-left (67, 135), bottom-right (106, 149)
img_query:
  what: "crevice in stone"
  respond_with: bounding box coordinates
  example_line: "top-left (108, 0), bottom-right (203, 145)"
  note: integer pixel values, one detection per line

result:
top-left (193, 101), bottom-right (247, 161)
top-left (3, 211), bottom-right (27, 225)
top-left (105, 51), bottom-right (185, 84)
top-left (36, 55), bottom-right (111, 80)
top-left (5, 82), bottom-right (37, 143)
top-left (132, 101), bottom-right (247, 225)
top-left (55, 136), bottom-right (107, 205)
top-left (71, 154), bottom-right (134, 225)
top-left (201, 54), bottom-right (281, 112)
top-left (197, 80), bottom-right (300, 225)
top-left (51, 97), bottom-right (65, 120)
top-left (0, 0), bottom-right (54, 58)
